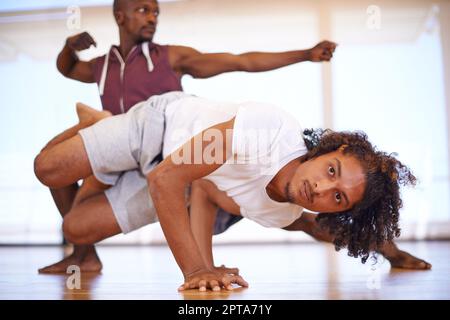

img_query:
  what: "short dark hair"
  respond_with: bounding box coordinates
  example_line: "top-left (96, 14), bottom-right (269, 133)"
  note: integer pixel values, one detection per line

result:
top-left (113, 0), bottom-right (158, 13)
top-left (302, 129), bottom-right (416, 263)
top-left (113, 0), bottom-right (127, 14)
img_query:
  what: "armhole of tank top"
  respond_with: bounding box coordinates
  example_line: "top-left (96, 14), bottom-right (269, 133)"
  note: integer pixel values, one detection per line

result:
top-left (160, 44), bottom-right (183, 84)
top-left (93, 55), bottom-right (105, 84)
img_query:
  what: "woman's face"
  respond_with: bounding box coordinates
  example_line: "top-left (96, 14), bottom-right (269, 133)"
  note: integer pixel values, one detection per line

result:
top-left (286, 148), bottom-right (366, 213)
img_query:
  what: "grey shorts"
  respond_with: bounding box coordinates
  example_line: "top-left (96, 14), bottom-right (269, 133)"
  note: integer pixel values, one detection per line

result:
top-left (79, 91), bottom-right (188, 185)
top-left (101, 168), bottom-right (243, 234)
top-left (78, 92), bottom-right (188, 233)
top-left (78, 91), bottom-right (243, 234)
top-left (104, 168), bottom-right (158, 233)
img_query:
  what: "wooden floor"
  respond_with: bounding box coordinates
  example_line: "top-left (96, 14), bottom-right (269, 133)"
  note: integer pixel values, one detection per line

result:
top-left (0, 241), bottom-right (448, 300)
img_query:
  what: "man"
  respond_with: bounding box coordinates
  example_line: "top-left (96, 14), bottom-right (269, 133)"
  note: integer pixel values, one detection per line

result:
top-left (43, 0), bottom-right (337, 273)
top-left (34, 92), bottom-right (430, 291)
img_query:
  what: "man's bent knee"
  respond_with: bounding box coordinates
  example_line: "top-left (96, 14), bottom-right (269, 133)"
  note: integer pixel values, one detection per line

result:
top-left (34, 151), bottom-right (59, 188)
top-left (62, 216), bottom-right (93, 245)
top-left (34, 135), bottom-right (91, 188)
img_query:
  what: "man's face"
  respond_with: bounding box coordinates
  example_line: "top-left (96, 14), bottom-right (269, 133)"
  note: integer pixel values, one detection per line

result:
top-left (286, 149), bottom-right (366, 213)
top-left (117, 0), bottom-right (159, 43)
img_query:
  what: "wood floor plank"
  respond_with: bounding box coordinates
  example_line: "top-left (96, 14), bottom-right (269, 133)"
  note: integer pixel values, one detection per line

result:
top-left (0, 241), bottom-right (448, 299)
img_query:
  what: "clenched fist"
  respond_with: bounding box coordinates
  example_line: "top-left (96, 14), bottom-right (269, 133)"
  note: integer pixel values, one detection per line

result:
top-left (66, 32), bottom-right (97, 52)
top-left (308, 40), bottom-right (338, 62)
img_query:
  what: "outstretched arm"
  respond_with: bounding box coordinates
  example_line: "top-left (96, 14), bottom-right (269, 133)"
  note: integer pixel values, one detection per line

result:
top-left (147, 118), bottom-right (247, 291)
top-left (170, 40), bottom-right (337, 79)
top-left (284, 211), bottom-right (432, 270)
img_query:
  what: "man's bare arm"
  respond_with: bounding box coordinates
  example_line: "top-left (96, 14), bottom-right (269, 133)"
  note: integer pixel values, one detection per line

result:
top-left (189, 180), bottom-right (240, 277)
top-left (284, 211), bottom-right (432, 269)
top-left (147, 118), bottom-right (248, 291)
top-left (189, 180), bottom-right (218, 268)
top-left (56, 32), bottom-right (97, 83)
top-left (170, 40), bottom-right (337, 79)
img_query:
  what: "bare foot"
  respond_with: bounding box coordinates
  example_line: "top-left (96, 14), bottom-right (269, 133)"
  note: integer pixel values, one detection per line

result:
top-left (38, 254), bottom-right (83, 274)
top-left (79, 249), bottom-right (103, 273)
top-left (387, 250), bottom-right (432, 270)
top-left (38, 248), bottom-right (103, 274)
top-left (76, 102), bottom-right (112, 126)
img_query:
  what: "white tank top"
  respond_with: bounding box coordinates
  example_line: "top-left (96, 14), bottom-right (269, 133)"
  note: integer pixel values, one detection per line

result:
top-left (163, 96), bottom-right (306, 228)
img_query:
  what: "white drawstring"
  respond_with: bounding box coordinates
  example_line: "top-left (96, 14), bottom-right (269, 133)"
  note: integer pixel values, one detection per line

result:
top-left (99, 43), bottom-right (154, 96)
top-left (142, 42), bottom-right (154, 72)
top-left (98, 50), bottom-right (110, 96)
top-left (111, 46), bottom-right (126, 66)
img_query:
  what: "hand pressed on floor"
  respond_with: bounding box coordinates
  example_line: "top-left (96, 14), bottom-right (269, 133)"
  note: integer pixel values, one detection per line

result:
top-left (178, 268), bottom-right (248, 292)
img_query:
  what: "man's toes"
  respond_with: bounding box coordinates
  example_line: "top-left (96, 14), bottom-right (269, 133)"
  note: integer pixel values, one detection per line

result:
top-left (38, 266), bottom-right (52, 274)
top-left (76, 102), bottom-right (96, 114)
top-left (76, 102), bottom-right (101, 124)
top-left (38, 256), bottom-right (82, 274)
top-left (38, 263), bottom-right (68, 274)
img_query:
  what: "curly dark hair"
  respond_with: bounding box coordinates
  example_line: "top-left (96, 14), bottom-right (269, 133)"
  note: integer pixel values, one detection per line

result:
top-left (301, 128), bottom-right (416, 263)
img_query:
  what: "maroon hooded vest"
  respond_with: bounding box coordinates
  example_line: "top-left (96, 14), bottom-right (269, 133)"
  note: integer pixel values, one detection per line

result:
top-left (93, 42), bottom-right (183, 115)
